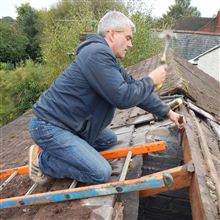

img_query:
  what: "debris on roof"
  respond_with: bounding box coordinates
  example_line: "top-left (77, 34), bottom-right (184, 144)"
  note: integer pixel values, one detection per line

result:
top-left (0, 51), bottom-right (220, 219)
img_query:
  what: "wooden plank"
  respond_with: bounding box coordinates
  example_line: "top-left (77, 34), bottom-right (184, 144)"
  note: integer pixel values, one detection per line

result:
top-left (181, 107), bottom-right (219, 220)
top-left (0, 141), bottom-right (166, 180)
top-left (189, 110), bottom-right (220, 211)
top-left (0, 165), bottom-right (189, 209)
top-left (186, 101), bottom-right (219, 123)
top-left (189, 175), bottom-right (205, 220)
top-left (182, 132), bottom-right (205, 220)
top-left (139, 164), bottom-right (192, 198)
top-left (100, 141), bottom-right (166, 160)
top-left (0, 165), bottom-right (28, 179)
top-left (207, 119), bottom-right (220, 141)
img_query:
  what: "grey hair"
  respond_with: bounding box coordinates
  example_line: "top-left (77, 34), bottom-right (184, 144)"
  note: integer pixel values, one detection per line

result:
top-left (97, 11), bottom-right (136, 37)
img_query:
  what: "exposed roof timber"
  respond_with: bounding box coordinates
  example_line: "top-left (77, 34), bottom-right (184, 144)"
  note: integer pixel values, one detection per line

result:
top-left (189, 110), bottom-right (220, 211)
top-left (181, 107), bottom-right (219, 219)
top-left (207, 119), bottom-right (220, 141)
top-left (186, 100), bottom-right (219, 123)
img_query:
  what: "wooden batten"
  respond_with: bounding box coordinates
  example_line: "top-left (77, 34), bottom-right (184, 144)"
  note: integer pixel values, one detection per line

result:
top-left (139, 165), bottom-right (192, 198)
top-left (181, 107), bottom-right (219, 220)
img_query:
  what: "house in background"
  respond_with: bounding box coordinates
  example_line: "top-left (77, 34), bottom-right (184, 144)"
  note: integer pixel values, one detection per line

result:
top-left (175, 10), bottom-right (220, 33)
top-left (189, 44), bottom-right (220, 81)
top-left (170, 10), bottom-right (220, 61)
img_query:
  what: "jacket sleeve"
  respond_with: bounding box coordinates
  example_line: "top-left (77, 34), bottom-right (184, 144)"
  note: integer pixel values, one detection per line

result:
top-left (79, 48), bottom-right (170, 117)
top-left (121, 67), bottom-right (170, 117)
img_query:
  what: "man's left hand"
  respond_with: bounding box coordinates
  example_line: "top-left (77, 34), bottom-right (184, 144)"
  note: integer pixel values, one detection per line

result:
top-left (167, 110), bottom-right (185, 130)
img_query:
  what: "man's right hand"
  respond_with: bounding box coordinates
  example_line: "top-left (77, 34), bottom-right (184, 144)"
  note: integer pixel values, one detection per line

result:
top-left (148, 64), bottom-right (168, 85)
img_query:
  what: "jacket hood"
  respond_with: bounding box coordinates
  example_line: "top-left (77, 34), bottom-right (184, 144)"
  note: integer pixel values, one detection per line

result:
top-left (76, 34), bottom-right (108, 55)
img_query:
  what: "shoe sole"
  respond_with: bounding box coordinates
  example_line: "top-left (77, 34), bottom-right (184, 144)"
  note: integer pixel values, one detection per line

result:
top-left (29, 145), bottom-right (50, 184)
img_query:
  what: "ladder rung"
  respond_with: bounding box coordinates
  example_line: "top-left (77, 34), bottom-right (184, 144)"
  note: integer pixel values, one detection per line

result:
top-left (0, 170), bottom-right (18, 191)
top-left (69, 180), bottom-right (77, 189)
top-left (119, 151), bottom-right (132, 182)
top-left (25, 183), bottom-right (38, 195)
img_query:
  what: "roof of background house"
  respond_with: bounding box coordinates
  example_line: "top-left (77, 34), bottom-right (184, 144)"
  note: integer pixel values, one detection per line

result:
top-left (170, 30), bottom-right (220, 60)
top-left (174, 10), bottom-right (220, 33)
top-left (0, 51), bottom-right (219, 219)
top-left (189, 44), bottom-right (220, 64)
top-left (174, 17), bottom-right (212, 31)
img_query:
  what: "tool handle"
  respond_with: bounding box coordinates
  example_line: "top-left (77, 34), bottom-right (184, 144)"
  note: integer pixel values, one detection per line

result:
top-left (160, 60), bottom-right (166, 65)
top-left (155, 83), bottom-right (162, 90)
top-left (155, 57), bottom-right (166, 89)
top-left (178, 115), bottom-right (184, 124)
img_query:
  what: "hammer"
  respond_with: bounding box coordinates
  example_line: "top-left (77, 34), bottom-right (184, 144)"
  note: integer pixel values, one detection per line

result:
top-left (155, 31), bottom-right (177, 90)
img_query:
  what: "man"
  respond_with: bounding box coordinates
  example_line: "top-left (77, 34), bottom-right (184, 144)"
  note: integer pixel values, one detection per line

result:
top-left (29, 11), bottom-right (184, 184)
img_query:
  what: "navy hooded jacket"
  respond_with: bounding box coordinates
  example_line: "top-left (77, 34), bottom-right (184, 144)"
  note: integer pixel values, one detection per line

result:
top-left (33, 34), bottom-right (170, 145)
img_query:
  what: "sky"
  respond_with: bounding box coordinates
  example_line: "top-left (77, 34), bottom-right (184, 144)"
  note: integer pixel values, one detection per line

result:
top-left (0, 0), bottom-right (220, 19)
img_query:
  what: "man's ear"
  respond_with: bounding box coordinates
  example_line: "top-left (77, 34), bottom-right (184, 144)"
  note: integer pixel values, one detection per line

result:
top-left (106, 30), bottom-right (115, 43)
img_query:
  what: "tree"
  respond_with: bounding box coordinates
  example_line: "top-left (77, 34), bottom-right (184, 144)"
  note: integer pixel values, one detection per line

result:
top-left (0, 21), bottom-right (28, 66)
top-left (1, 16), bottom-right (16, 24)
top-left (40, 0), bottom-right (128, 81)
top-left (166, 0), bottom-right (201, 19)
top-left (157, 0), bottom-right (201, 28)
top-left (16, 3), bottom-right (42, 61)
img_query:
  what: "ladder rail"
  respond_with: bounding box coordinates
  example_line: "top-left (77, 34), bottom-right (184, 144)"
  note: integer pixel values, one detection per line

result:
top-left (0, 165), bottom-right (192, 209)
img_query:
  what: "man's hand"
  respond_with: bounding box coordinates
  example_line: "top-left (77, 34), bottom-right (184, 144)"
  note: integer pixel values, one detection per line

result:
top-left (148, 64), bottom-right (168, 85)
top-left (167, 110), bottom-right (185, 130)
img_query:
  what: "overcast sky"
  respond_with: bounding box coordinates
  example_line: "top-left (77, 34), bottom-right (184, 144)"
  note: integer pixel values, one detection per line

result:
top-left (0, 0), bottom-right (219, 19)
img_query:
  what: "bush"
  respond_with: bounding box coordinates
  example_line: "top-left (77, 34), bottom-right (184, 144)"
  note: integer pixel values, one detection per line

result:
top-left (0, 60), bottom-right (47, 126)
top-left (0, 62), bottom-right (14, 71)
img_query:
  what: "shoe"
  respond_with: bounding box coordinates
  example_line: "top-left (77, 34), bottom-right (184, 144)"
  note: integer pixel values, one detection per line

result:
top-left (29, 145), bottom-right (52, 184)
top-left (109, 159), bottom-right (122, 175)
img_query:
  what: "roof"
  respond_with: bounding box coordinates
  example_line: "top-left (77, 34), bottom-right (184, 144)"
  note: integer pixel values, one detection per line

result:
top-left (189, 44), bottom-right (220, 64)
top-left (0, 52), bottom-right (220, 219)
top-left (125, 51), bottom-right (220, 121)
top-left (174, 11), bottom-right (220, 33)
top-left (170, 30), bottom-right (220, 60)
top-left (174, 17), bottom-right (212, 31)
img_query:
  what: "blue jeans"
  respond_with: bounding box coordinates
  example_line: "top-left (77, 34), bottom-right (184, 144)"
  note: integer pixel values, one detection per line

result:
top-left (28, 118), bottom-right (117, 183)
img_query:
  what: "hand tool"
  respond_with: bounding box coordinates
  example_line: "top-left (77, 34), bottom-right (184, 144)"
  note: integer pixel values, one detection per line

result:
top-left (155, 31), bottom-right (177, 90)
top-left (168, 98), bottom-right (183, 110)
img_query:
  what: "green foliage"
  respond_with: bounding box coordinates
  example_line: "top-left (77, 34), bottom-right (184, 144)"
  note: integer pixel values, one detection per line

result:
top-left (13, 80), bottom-right (41, 112)
top-left (0, 60), bottom-right (47, 126)
top-left (1, 0), bottom-right (167, 127)
top-left (121, 13), bottom-right (162, 67)
top-left (41, 17), bottom-right (88, 80)
top-left (16, 3), bottom-right (42, 61)
top-left (0, 20), bottom-right (28, 66)
top-left (157, 0), bottom-right (201, 28)
top-left (167, 0), bottom-right (201, 19)
top-left (1, 16), bottom-right (16, 24)
top-left (0, 62), bottom-right (14, 71)
top-left (88, 0), bottom-right (126, 20)
top-left (40, 0), bottom-right (128, 80)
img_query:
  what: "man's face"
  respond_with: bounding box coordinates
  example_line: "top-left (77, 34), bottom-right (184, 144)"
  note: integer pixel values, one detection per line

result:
top-left (110, 28), bottom-right (133, 59)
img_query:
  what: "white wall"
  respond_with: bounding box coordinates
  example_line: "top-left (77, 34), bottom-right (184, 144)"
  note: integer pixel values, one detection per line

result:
top-left (197, 48), bottom-right (220, 81)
